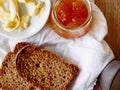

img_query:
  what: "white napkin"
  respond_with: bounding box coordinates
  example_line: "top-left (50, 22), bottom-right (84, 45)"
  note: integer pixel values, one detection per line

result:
top-left (0, 1), bottom-right (114, 90)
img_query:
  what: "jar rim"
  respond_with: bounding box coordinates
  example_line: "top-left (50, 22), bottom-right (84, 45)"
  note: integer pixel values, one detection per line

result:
top-left (52, 0), bottom-right (92, 32)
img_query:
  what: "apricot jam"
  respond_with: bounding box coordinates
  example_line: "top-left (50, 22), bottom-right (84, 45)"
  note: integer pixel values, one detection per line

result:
top-left (51, 0), bottom-right (92, 39)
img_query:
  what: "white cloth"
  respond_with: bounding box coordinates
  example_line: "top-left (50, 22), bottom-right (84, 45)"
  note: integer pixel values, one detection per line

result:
top-left (0, 1), bottom-right (114, 90)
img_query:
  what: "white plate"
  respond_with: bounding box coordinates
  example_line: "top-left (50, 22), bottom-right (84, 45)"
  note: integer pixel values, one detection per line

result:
top-left (0, 0), bottom-right (51, 39)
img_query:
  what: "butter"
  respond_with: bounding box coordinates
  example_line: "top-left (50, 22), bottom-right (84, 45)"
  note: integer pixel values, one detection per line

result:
top-left (25, 1), bottom-right (44, 16)
top-left (32, 1), bottom-right (44, 16)
top-left (19, 14), bottom-right (31, 32)
top-left (18, 0), bottom-right (35, 3)
top-left (3, 15), bottom-right (20, 32)
top-left (0, 5), bottom-right (10, 23)
top-left (0, 0), bottom-right (5, 5)
top-left (0, 0), bottom-right (45, 32)
top-left (3, 0), bottom-right (20, 32)
top-left (9, 0), bottom-right (19, 20)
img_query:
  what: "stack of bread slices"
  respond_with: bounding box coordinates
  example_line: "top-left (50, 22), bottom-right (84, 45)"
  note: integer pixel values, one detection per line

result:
top-left (0, 42), bottom-right (79, 90)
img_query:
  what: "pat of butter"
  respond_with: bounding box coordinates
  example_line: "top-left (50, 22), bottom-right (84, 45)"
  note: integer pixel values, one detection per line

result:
top-left (18, 0), bottom-right (35, 3)
top-left (3, 0), bottom-right (20, 32)
top-left (0, 0), bottom-right (5, 4)
top-left (19, 14), bottom-right (31, 32)
top-left (32, 1), bottom-right (44, 16)
top-left (9, 0), bottom-right (19, 20)
top-left (26, 1), bottom-right (44, 16)
top-left (3, 16), bottom-right (20, 32)
top-left (0, 5), bottom-right (10, 23)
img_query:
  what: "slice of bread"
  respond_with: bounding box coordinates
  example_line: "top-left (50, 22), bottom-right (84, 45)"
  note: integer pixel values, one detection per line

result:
top-left (0, 52), bottom-right (32, 90)
top-left (16, 45), bottom-right (79, 90)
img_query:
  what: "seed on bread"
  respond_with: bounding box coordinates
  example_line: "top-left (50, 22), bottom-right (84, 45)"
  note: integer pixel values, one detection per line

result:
top-left (16, 45), bottom-right (79, 90)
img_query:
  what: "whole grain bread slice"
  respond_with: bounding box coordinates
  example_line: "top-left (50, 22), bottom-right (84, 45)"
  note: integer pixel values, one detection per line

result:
top-left (0, 52), bottom-right (32, 90)
top-left (16, 45), bottom-right (79, 90)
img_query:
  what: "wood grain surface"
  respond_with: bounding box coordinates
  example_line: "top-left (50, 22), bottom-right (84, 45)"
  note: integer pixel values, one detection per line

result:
top-left (94, 1), bottom-right (120, 90)
top-left (95, 0), bottom-right (120, 60)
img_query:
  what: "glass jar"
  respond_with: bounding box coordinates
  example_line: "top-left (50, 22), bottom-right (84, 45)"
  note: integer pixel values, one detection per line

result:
top-left (51, 0), bottom-right (92, 39)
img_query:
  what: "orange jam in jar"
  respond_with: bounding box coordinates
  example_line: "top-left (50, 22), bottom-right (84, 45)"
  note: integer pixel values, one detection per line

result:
top-left (51, 0), bottom-right (92, 39)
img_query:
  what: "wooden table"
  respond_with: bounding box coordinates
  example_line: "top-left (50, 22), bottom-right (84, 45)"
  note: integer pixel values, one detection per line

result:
top-left (94, 0), bottom-right (120, 90)
top-left (95, 0), bottom-right (120, 60)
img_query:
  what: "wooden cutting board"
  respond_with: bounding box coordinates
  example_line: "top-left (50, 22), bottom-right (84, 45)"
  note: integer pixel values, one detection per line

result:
top-left (95, 0), bottom-right (120, 60)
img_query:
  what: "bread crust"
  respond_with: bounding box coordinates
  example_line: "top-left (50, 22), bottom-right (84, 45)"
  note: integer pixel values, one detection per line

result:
top-left (13, 42), bottom-right (32, 53)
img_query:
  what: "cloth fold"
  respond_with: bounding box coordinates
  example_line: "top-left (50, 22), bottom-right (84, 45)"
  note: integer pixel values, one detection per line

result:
top-left (0, 1), bottom-right (114, 90)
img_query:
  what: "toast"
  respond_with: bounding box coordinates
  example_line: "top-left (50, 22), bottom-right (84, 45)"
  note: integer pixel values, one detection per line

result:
top-left (16, 45), bottom-right (79, 90)
top-left (0, 52), bottom-right (32, 90)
